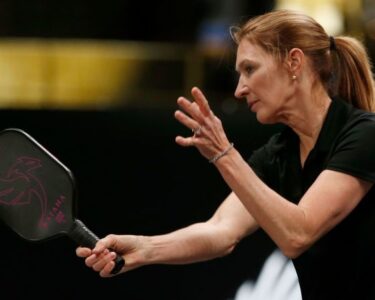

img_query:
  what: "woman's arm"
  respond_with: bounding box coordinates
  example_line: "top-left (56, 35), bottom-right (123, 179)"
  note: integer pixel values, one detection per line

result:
top-left (217, 150), bottom-right (372, 258)
top-left (147, 192), bottom-right (258, 265)
top-left (77, 192), bottom-right (258, 277)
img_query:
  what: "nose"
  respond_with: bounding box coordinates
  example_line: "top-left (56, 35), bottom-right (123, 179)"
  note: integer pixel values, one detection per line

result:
top-left (234, 79), bottom-right (249, 99)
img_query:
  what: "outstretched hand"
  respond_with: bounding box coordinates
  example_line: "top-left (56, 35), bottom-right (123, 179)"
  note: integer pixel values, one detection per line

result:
top-left (76, 234), bottom-right (148, 278)
top-left (174, 87), bottom-right (232, 162)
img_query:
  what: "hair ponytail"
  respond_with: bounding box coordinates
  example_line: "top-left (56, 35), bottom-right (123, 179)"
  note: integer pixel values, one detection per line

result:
top-left (332, 37), bottom-right (375, 112)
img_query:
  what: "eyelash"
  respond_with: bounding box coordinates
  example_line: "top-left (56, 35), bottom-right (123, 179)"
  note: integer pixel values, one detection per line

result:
top-left (235, 65), bottom-right (255, 78)
top-left (244, 65), bottom-right (254, 75)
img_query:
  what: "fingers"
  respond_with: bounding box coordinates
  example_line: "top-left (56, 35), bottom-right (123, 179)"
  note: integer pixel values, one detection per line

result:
top-left (174, 109), bottom-right (200, 133)
top-left (99, 261), bottom-right (116, 278)
top-left (176, 87), bottom-right (212, 124)
top-left (76, 246), bottom-right (92, 258)
top-left (191, 87), bottom-right (211, 117)
top-left (92, 234), bottom-right (117, 254)
top-left (91, 251), bottom-right (116, 273)
top-left (174, 87), bottom-right (212, 147)
top-left (84, 249), bottom-right (108, 268)
top-left (77, 235), bottom-right (122, 277)
top-left (175, 109), bottom-right (205, 147)
top-left (175, 135), bottom-right (195, 147)
top-left (176, 97), bottom-right (203, 125)
top-left (174, 102), bottom-right (201, 147)
top-left (78, 235), bottom-right (146, 277)
top-left (83, 250), bottom-right (117, 278)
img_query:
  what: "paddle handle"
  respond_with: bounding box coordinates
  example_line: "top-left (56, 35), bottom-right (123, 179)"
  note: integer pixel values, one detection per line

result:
top-left (69, 219), bottom-right (125, 275)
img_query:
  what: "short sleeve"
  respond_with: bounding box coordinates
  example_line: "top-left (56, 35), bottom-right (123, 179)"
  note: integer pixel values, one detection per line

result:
top-left (326, 117), bottom-right (375, 183)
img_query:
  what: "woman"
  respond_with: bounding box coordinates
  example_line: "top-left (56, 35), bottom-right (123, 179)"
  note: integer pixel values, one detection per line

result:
top-left (77, 10), bottom-right (375, 299)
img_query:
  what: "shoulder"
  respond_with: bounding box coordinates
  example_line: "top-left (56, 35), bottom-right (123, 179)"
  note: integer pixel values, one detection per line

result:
top-left (327, 109), bottom-right (375, 182)
top-left (335, 110), bottom-right (375, 146)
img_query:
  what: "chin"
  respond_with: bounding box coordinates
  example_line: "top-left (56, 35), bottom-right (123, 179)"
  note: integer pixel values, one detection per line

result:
top-left (255, 111), bottom-right (276, 124)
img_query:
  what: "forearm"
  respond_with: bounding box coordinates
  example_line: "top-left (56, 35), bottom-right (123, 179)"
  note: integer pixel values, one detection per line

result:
top-left (146, 221), bottom-right (240, 265)
top-left (215, 149), bottom-right (307, 257)
top-left (144, 193), bottom-right (258, 265)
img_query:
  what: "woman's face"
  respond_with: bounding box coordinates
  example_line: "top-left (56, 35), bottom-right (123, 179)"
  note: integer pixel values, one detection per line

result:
top-left (234, 39), bottom-right (295, 124)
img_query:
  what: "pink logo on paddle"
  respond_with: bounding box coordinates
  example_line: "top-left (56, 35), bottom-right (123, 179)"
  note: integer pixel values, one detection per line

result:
top-left (0, 156), bottom-right (49, 227)
top-left (46, 195), bottom-right (66, 225)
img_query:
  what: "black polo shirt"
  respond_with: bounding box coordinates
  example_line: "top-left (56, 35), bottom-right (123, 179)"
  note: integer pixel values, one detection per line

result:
top-left (248, 98), bottom-right (375, 300)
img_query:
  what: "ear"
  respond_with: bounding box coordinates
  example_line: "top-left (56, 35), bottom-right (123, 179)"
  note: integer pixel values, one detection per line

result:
top-left (286, 48), bottom-right (304, 75)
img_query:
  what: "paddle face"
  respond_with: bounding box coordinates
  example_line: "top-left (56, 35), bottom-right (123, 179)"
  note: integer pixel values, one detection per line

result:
top-left (0, 128), bottom-right (75, 241)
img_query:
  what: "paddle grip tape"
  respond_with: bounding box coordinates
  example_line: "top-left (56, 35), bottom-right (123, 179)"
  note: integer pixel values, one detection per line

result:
top-left (69, 219), bottom-right (125, 274)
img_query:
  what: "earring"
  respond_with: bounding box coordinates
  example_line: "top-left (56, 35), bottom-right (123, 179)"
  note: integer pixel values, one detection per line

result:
top-left (292, 75), bottom-right (297, 80)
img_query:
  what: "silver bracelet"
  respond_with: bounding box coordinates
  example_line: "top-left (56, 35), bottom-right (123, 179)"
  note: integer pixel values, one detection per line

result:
top-left (209, 143), bottom-right (234, 163)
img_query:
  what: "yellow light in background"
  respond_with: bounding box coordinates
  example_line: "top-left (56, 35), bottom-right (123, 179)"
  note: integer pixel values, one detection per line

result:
top-left (0, 39), bottom-right (197, 109)
top-left (48, 41), bottom-right (144, 109)
top-left (0, 39), bottom-right (144, 109)
top-left (0, 40), bottom-right (47, 108)
top-left (276, 0), bottom-right (345, 35)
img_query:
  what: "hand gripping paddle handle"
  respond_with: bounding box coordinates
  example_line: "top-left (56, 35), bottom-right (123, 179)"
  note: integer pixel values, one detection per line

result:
top-left (68, 219), bottom-right (125, 275)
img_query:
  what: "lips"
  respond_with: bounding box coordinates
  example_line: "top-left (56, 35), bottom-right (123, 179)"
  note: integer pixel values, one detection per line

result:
top-left (248, 99), bottom-right (260, 111)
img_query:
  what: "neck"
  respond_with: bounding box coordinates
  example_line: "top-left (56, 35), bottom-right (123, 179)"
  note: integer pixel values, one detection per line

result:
top-left (278, 86), bottom-right (332, 155)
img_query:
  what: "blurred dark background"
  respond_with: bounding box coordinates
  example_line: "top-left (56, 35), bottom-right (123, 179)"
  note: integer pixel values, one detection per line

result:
top-left (0, 0), bottom-right (374, 299)
top-left (0, 0), bottom-right (274, 41)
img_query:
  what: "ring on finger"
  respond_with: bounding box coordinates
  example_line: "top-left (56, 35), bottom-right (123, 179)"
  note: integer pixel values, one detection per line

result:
top-left (192, 125), bottom-right (202, 136)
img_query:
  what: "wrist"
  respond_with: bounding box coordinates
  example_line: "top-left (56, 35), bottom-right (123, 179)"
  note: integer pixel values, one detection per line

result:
top-left (209, 143), bottom-right (234, 164)
top-left (138, 235), bottom-right (155, 265)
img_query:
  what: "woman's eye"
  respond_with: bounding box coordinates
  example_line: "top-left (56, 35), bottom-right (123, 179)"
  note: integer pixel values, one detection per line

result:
top-left (245, 66), bottom-right (253, 75)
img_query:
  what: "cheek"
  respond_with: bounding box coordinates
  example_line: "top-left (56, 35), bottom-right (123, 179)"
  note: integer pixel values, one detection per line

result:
top-left (263, 74), bottom-right (291, 103)
top-left (250, 67), bottom-right (290, 104)
top-left (250, 72), bottom-right (270, 94)
top-left (256, 79), bottom-right (289, 121)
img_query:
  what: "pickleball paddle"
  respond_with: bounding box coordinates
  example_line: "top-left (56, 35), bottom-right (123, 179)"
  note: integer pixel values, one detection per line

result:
top-left (0, 128), bottom-right (124, 274)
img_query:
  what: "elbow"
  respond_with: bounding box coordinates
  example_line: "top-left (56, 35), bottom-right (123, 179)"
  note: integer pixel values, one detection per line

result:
top-left (217, 238), bottom-right (239, 257)
top-left (279, 234), bottom-right (312, 259)
top-left (224, 239), bottom-right (239, 256)
top-left (207, 220), bottom-right (245, 258)
top-left (216, 235), bottom-right (241, 258)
